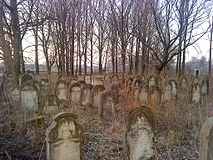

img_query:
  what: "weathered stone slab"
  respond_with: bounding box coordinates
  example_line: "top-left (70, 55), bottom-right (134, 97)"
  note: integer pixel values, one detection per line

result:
top-left (191, 83), bottom-right (201, 104)
top-left (70, 82), bottom-right (81, 105)
top-left (199, 116), bottom-right (213, 160)
top-left (79, 84), bottom-right (93, 107)
top-left (99, 89), bottom-right (118, 121)
top-left (55, 80), bottom-right (68, 101)
top-left (123, 106), bottom-right (155, 160)
top-left (41, 94), bottom-right (59, 114)
top-left (20, 83), bottom-right (40, 113)
top-left (92, 85), bottom-right (105, 107)
top-left (46, 112), bottom-right (82, 160)
top-left (19, 73), bottom-right (33, 85)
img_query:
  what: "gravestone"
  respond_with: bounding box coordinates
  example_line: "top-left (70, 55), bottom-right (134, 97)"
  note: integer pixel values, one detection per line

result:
top-left (99, 89), bottom-right (118, 121)
top-left (201, 78), bottom-right (209, 95)
top-left (180, 76), bottom-right (188, 90)
top-left (92, 77), bottom-right (103, 86)
top-left (46, 112), bottom-right (82, 160)
top-left (41, 95), bottom-right (59, 114)
top-left (79, 84), bottom-right (93, 106)
top-left (26, 70), bottom-right (35, 78)
top-left (194, 69), bottom-right (200, 78)
top-left (20, 83), bottom-right (40, 114)
top-left (3, 78), bottom-right (19, 100)
top-left (19, 74), bottom-right (33, 85)
top-left (84, 75), bottom-right (92, 84)
top-left (147, 75), bottom-right (157, 88)
top-left (123, 106), bottom-right (155, 160)
top-left (110, 74), bottom-right (120, 85)
top-left (92, 85), bottom-right (105, 107)
top-left (199, 116), bottom-right (213, 160)
top-left (148, 87), bottom-right (162, 107)
top-left (9, 85), bottom-right (20, 106)
top-left (70, 82), bottom-right (81, 105)
top-left (139, 85), bottom-right (148, 104)
top-left (55, 80), bottom-right (68, 101)
top-left (162, 82), bottom-right (172, 102)
top-left (191, 83), bottom-right (201, 104)
top-left (169, 80), bottom-right (177, 98)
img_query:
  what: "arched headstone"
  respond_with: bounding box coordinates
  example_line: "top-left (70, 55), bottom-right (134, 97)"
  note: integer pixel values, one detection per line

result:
top-left (99, 89), bottom-right (118, 121)
top-left (191, 83), bottom-right (201, 104)
top-left (41, 94), bottom-right (59, 114)
top-left (79, 84), bottom-right (93, 107)
top-left (55, 80), bottom-right (68, 101)
top-left (92, 85), bottom-right (105, 107)
top-left (46, 112), bottom-right (82, 160)
top-left (123, 106), bottom-right (155, 160)
top-left (20, 83), bottom-right (40, 114)
top-left (19, 74), bottom-right (33, 85)
top-left (199, 116), bottom-right (213, 160)
top-left (70, 82), bottom-right (81, 105)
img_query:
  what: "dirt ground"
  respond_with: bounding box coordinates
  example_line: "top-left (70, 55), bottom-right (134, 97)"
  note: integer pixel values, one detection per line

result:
top-left (0, 87), bottom-right (212, 160)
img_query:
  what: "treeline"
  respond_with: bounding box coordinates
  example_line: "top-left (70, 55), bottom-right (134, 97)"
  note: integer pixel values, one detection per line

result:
top-left (0, 0), bottom-right (212, 79)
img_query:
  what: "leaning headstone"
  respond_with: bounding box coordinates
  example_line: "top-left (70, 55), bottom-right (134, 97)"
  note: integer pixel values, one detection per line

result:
top-left (55, 80), bottom-right (68, 101)
top-left (199, 116), bottom-right (213, 160)
top-left (41, 95), bottom-right (59, 115)
top-left (123, 106), bottom-right (155, 160)
top-left (20, 82), bottom-right (40, 116)
top-left (70, 82), bottom-right (81, 105)
top-left (99, 89), bottom-right (118, 121)
top-left (92, 85), bottom-right (105, 107)
top-left (46, 112), bottom-right (82, 160)
top-left (191, 83), bottom-right (201, 104)
top-left (79, 84), bottom-right (93, 107)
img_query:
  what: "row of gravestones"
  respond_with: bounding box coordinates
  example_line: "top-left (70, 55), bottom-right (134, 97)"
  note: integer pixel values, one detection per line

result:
top-left (125, 74), bottom-right (209, 105)
top-left (46, 108), bottom-right (213, 160)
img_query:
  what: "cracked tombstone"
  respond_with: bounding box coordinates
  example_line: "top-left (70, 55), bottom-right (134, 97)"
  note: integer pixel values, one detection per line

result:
top-left (79, 84), bottom-right (93, 107)
top-left (55, 80), bottom-right (68, 101)
top-left (42, 95), bottom-right (59, 115)
top-left (99, 89), bottom-right (118, 121)
top-left (191, 83), bottom-right (201, 104)
top-left (46, 112), bottom-right (82, 160)
top-left (199, 116), bottom-right (213, 160)
top-left (70, 82), bottom-right (81, 105)
top-left (123, 106), bottom-right (155, 160)
top-left (20, 83), bottom-right (40, 118)
top-left (92, 85), bottom-right (105, 107)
